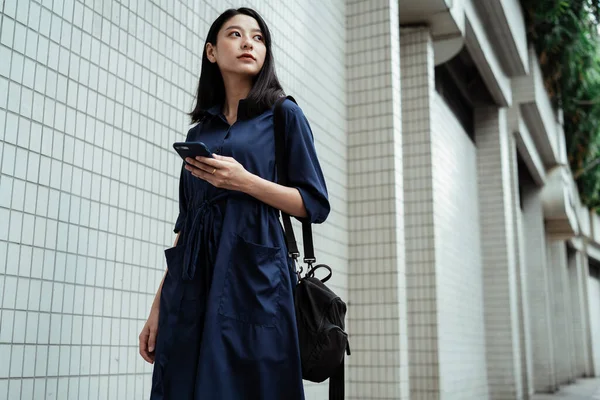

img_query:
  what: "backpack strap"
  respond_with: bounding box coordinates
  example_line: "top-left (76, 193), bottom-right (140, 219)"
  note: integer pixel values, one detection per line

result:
top-left (329, 358), bottom-right (345, 400)
top-left (275, 96), bottom-right (345, 399)
top-left (273, 96), bottom-right (315, 264)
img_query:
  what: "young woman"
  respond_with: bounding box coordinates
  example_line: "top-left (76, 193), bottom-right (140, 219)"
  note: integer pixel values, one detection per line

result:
top-left (138, 7), bottom-right (330, 400)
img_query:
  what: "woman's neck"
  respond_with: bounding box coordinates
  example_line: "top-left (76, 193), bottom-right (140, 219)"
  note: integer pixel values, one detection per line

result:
top-left (222, 74), bottom-right (253, 124)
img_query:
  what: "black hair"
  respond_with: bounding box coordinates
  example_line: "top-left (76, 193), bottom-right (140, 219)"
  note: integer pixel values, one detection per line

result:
top-left (188, 8), bottom-right (284, 123)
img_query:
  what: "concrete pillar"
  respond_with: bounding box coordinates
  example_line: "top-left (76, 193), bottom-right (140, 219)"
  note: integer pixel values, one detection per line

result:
top-left (508, 133), bottom-right (533, 398)
top-left (400, 27), bottom-right (439, 400)
top-left (475, 107), bottom-right (523, 399)
top-left (568, 248), bottom-right (590, 377)
top-left (580, 253), bottom-right (596, 376)
top-left (546, 239), bottom-right (574, 385)
top-left (521, 184), bottom-right (557, 392)
top-left (400, 27), bottom-right (489, 399)
top-left (347, 1), bottom-right (408, 398)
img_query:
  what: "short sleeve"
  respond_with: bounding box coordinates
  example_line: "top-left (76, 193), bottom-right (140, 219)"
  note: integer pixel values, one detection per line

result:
top-left (173, 162), bottom-right (188, 234)
top-left (173, 126), bottom-right (196, 234)
top-left (283, 101), bottom-right (330, 224)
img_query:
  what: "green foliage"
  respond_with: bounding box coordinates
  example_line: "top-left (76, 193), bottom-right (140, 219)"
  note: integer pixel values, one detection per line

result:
top-left (520, 0), bottom-right (600, 210)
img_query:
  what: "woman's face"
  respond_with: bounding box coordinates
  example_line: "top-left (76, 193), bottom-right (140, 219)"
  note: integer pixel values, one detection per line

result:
top-left (206, 14), bottom-right (267, 79)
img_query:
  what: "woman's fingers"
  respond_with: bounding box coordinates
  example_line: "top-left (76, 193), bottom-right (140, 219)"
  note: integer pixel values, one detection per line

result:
top-left (185, 156), bottom-right (222, 172)
top-left (139, 326), bottom-right (153, 363)
top-left (184, 155), bottom-right (243, 190)
top-left (184, 157), bottom-right (204, 173)
top-left (185, 157), bottom-right (221, 181)
top-left (195, 155), bottom-right (222, 167)
top-left (148, 326), bottom-right (157, 353)
top-left (185, 164), bottom-right (212, 181)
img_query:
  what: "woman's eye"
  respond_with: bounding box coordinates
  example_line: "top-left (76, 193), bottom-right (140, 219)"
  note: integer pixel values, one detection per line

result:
top-left (230, 31), bottom-right (241, 37)
top-left (254, 35), bottom-right (263, 41)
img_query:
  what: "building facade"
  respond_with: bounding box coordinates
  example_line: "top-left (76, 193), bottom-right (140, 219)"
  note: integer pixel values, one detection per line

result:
top-left (1, 0), bottom-right (599, 399)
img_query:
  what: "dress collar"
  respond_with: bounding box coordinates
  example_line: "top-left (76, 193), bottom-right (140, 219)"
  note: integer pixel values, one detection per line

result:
top-left (201, 98), bottom-right (262, 121)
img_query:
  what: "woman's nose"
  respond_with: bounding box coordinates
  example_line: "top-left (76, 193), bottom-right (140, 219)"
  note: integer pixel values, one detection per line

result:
top-left (242, 38), bottom-right (253, 50)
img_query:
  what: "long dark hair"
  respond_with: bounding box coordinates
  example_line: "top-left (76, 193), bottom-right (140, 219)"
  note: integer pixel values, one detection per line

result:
top-left (189, 8), bottom-right (284, 123)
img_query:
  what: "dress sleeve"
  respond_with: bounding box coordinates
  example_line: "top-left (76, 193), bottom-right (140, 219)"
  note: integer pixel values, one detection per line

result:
top-left (283, 101), bottom-right (331, 224)
top-left (173, 126), bottom-right (196, 234)
top-left (173, 162), bottom-right (188, 234)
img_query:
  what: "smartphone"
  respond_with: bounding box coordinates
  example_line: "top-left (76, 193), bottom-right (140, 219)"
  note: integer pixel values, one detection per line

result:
top-left (173, 141), bottom-right (214, 164)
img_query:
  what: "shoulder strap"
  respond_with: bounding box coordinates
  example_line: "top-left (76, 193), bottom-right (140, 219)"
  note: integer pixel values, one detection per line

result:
top-left (273, 96), bottom-right (315, 264)
top-left (329, 358), bottom-right (345, 400)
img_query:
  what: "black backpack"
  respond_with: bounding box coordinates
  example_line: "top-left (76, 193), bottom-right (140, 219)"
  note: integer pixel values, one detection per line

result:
top-left (273, 96), bottom-right (351, 400)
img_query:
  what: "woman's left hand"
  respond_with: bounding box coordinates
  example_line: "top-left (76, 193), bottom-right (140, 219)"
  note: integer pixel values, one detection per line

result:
top-left (185, 154), bottom-right (252, 192)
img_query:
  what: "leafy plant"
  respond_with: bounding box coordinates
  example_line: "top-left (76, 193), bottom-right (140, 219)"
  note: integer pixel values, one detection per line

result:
top-left (520, 0), bottom-right (600, 211)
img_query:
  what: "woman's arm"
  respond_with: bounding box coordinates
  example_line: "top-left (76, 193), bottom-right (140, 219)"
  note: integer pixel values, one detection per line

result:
top-left (184, 155), bottom-right (308, 219)
top-left (140, 232), bottom-right (181, 362)
top-left (241, 173), bottom-right (308, 218)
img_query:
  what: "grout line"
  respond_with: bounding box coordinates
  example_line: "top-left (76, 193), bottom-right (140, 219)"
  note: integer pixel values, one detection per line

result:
top-left (13, 2), bottom-right (36, 398)
top-left (38, 1), bottom-right (59, 395)
top-left (29, 3), bottom-right (49, 399)
top-left (1, 1), bottom-right (20, 397)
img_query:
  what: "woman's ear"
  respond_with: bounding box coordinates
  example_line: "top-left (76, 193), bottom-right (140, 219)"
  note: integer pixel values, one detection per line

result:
top-left (206, 43), bottom-right (217, 63)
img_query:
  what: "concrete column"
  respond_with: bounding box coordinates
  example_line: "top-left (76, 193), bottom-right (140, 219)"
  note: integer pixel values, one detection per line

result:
top-left (580, 253), bottom-right (596, 376)
top-left (508, 133), bottom-right (533, 398)
top-left (568, 249), bottom-right (590, 377)
top-left (546, 239), bottom-right (574, 385)
top-left (400, 27), bottom-right (439, 400)
top-left (475, 107), bottom-right (523, 399)
top-left (347, 1), bottom-right (408, 398)
top-left (521, 184), bottom-right (557, 392)
top-left (401, 27), bottom-right (489, 399)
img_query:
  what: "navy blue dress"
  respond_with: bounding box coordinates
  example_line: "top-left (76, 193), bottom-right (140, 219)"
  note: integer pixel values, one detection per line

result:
top-left (150, 98), bottom-right (330, 400)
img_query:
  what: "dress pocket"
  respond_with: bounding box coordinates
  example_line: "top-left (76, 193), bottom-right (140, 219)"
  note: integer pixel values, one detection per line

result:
top-left (218, 234), bottom-right (284, 327)
top-left (162, 244), bottom-right (201, 325)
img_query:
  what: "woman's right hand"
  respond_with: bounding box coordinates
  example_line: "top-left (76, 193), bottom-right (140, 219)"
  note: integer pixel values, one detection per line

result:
top-left (139, 306), bottom-right (160, 364)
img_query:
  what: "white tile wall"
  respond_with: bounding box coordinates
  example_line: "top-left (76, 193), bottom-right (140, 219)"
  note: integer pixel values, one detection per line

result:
top-left (475, 106), bottom-right (524, 399)
top-left (347, 0), bottom-right (408, 398)
top-left (0, 0), bottom-right (348, 399)
top-left (432, 95), bottom-right (488, 399)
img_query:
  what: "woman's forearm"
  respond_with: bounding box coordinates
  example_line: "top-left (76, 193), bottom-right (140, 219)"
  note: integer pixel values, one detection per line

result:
top-left (151, 232), bottom-right (181, 310)
top-left (242, 173), bottom-right (308, 218)
top-left (151, 272), bottom-right (166, 311)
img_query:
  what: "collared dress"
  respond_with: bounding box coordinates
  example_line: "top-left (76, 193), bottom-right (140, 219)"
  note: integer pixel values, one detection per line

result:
top-left (149, 98), bottom-right (330, 400)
